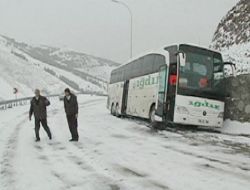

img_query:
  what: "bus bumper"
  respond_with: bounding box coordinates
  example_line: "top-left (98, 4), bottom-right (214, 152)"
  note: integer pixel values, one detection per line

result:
top-left (174, 114), bottom-right (224, 128)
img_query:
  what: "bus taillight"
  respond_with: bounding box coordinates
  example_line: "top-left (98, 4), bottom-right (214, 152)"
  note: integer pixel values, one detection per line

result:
top-left (170, 75), bottom-right (177, 85)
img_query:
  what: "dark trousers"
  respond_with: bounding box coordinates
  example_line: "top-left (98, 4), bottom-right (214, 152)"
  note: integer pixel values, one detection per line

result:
top-left (35, 118), bottom-right (52, 140)
top-left (66, 114), bottom-right (79, 140)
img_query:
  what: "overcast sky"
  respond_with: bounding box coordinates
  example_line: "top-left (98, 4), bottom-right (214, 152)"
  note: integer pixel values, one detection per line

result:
top-left (0, 0), bottom-right (238, 62)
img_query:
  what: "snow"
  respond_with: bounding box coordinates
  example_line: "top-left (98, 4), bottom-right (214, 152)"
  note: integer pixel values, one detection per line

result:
top-left (0, 49), bottom-right (66, 98)
top-left (50, 48), bottom-right (118, 81)
top-left (28, 56), bottom-right (105, 93)
top-left (0, 78), bottom-right (14, 101)
top-left (0, 39), bottom-right (67, 99)
top-left (220, 120), bottom-right (250, 136)
top-left (1, 95), bottom-right (250, 190)
top-left (219, 42), bottom-right (250, 77)
top-left (0, 35), bottom-right (106, 100)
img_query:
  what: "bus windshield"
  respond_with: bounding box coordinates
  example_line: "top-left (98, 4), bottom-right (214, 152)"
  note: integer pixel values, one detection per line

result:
top-left (178, 45), bottom-right (225, 100)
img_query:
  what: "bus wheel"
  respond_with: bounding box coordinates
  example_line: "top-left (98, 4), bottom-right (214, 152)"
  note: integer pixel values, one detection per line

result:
top-left (149, 105), bottom-right (156, 123)
top-left (111, 104), bottom-right (115, 116)
top-left (115, 104), bottom-right (120, 117)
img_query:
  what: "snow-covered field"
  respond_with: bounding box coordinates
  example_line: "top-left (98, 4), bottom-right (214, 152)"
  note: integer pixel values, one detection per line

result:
top-left (1, 95), bottom-right (250, 190)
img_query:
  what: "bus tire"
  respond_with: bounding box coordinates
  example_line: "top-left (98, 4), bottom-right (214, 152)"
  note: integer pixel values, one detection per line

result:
top-left (115, 104), bottom-right (120, 117)
top-left (111, 103), bottom-right (115, 116)
top-left (149, 104), bottom-right (156, 123)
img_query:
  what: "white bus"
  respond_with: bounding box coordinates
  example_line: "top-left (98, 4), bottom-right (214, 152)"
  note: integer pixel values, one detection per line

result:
top-left (107, 44), bottom-right (230, 128)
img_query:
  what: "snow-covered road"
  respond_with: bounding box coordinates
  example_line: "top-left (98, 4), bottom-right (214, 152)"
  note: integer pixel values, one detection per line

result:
top-left (0, 95), bottom-right (250, 190)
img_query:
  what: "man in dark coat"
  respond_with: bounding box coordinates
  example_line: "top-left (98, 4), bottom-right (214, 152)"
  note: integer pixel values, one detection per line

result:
top-left (64, 88), bottom-right (79, 141)
top-left (29, 89), bottom-right (52, 142)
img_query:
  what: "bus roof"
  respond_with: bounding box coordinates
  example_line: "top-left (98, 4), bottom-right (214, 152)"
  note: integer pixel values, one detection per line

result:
top-left (177, 43), bottom-right (221, 54)
top-left (112, 43), bottom-right (221, 74)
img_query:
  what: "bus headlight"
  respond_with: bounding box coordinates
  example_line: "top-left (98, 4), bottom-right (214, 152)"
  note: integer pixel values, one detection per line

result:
top-left (176, 106), bottom-right (189, 115)
top-left (218, 112), bottom-right (224, 118)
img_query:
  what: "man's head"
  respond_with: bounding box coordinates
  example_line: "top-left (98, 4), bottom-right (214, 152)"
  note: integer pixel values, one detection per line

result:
top-left (64, 88), bottom-right (71, 97)
top-left (35, 89), bottom-right (40, 97)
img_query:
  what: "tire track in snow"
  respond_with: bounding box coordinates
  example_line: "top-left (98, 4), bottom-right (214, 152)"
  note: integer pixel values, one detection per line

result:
top-left (54, 98), bottom-right (122, 189)
top-left (0, 117), bottom-right (28, 190)
top-left (0, 111), bottom-right (29, 138)
top-left (126, 120), bottom-right (250, 174)
top-left (0, 106), bottom-right (63, 190)
top-left (34, 138), bottom-right (122, 190)
top-left (30, 98), bottom-right (121, 190)
top-left (67, 123), bottom-right (170, 189)
top-left (162, 144), bottom-right (250, 180)
top-left (1, 97), bottom-right (166, 190)
top-left (0, 97), bottom-right (106, 190)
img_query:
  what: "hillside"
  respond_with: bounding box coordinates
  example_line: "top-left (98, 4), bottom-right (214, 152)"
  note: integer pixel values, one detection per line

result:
top-left (0, 36), bottom-right (67, 100)
top-left (1, 35), bottom-right (119, 82)
top-left (0, 35), bottom-right (119, 100)
top-left (211, 0), bottom-right (250, 75)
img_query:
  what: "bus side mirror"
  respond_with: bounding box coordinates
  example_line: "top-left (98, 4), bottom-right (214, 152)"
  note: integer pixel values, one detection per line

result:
top-left (224, 62), bottom-right (236, 77)
top-left (225, 93), bottom-right (231, 101)
top-left (224, 62), bottom-right (236, 68)
top-left (179, 52), bottom-right (186, 67)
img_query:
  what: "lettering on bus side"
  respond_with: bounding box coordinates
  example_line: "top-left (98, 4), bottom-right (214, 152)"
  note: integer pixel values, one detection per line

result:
top-left (189, 100), bottom-right (220, 110)
top-left (132, 75), bottom-right (159, 89)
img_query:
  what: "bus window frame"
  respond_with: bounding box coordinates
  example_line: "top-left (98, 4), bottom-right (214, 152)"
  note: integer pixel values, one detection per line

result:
top-left (156, 65), bottom-right (169, 118)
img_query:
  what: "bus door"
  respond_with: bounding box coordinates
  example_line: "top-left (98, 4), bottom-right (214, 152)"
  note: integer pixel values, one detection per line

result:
top-left (166, 64), bottom-right (177, 121)
top-left (156, 66), bottom-right (168, 119)
top-left (121, 80), bottom-right (129, 114)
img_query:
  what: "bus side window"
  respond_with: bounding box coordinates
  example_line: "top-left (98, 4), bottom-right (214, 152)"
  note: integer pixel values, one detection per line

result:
top-left (154, 55), bottom-right (165, 72)
top-left (133, 58), bottom-right (143, 77)
top-left (143, 55), bottom-right (155, 75)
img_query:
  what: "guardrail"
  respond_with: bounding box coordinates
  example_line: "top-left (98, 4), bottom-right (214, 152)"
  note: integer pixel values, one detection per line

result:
top-left (0, 95), bottom-right (59, 111)
top-left (0, 92), bottom-right (107, 111)
top-left (0, 97), bottom-right (31, 110)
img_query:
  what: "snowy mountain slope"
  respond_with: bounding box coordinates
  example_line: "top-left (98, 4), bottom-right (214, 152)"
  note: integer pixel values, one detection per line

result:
top-left (211, 0), bottom-right (250, 49)
top-left (0, 36), bottom-right (106, 100)
top-left (50, 48), bottom-right (120, 81)
top-left (211, 0), bottom-right (250, 74)
top-left (32, 57), bottom-right (107, 94)
top-left (10, 43), bottom-right (107, 94)
top-left (0, 37), bottom-right (67, 99)
top-left (1, 35), bottom-right (120, 83)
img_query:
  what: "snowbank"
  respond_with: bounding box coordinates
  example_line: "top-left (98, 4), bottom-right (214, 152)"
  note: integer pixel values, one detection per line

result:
top-left (220, 120), bottom-right (250, 136)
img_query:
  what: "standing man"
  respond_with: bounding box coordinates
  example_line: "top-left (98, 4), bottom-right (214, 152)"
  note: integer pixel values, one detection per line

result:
top-left (29, 89), bottom-right (52, 142)
top-left (64, 88), bottom-right (79, 142)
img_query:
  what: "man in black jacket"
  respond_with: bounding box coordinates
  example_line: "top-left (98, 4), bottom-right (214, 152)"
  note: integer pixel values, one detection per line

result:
top-left (29, 89), bottom-right (52, 142)
top-left (64, 88), bottom-right (79, 141)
